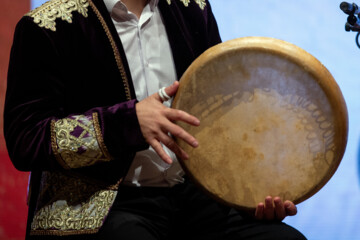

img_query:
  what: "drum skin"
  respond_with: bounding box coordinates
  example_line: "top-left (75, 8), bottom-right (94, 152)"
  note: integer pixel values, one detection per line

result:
top-left (172, 37), bottom-right (348, 210)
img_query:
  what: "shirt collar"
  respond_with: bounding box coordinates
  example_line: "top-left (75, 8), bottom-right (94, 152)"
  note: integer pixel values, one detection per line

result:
top-left (103, 0), bottom-right (159, 14)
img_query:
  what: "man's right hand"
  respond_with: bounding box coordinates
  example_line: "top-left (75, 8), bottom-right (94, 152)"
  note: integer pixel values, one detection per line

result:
top-left (135, 81), bottom-right (200, 164)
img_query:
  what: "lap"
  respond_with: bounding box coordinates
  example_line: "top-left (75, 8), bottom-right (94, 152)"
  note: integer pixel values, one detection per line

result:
top-left (225, 209), bottom-right (306, 240)
top-left (98, 181), bottom-right (307, 240)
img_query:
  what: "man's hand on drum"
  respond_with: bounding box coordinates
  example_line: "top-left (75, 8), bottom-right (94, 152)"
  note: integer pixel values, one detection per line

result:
top-left (136, 81), bottom-right (200, 164)
top-left (255, 196), bottom-right (297, 221)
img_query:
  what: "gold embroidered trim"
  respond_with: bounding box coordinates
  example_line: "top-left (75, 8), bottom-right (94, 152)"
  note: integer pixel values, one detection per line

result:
top-left (30, 172), bottom-right (118, 235)
top-left (194, 0), bottom-right (206, 10)
top-left (167, 0), bottom-right (206, 10)
top-left (180, 0), bottom-right (191, 7)
top-left (25, 0), bottom-right (89, 31)
top-left (52, 114), bottom-right (112, 169)
top-left (88, 0), bottom-right (132, 100)
top-left (30, 229), bottom-right (98, 236)
top-left (31, 190), bottom-right (117, 234)
top-left (51, 119), bottom-right (69, 169)
top-left (92, 112), bottom-right (112, 160)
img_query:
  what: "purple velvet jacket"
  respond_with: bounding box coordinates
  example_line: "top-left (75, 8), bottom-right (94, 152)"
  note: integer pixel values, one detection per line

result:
top-left (4, 0), bottom-right (221, 237)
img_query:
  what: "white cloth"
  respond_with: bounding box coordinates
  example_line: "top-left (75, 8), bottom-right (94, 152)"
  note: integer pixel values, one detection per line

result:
top-left (104, 0), bottom-right (185, 187)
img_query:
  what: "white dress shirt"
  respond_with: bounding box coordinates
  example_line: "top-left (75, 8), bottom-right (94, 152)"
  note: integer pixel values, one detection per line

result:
top-left (103, 0), bottom-right (185, 187)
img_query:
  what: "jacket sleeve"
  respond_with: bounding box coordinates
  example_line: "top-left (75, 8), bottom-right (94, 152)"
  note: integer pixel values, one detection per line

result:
top-left (4, 16), bottom-right (148, 172)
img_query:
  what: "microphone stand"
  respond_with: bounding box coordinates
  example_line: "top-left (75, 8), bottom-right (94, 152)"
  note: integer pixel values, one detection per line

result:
top-left (340, 2), bottom-right (360, 49)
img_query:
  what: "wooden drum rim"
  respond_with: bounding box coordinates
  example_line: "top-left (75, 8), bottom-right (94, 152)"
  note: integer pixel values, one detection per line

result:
top-left (173, 37), bottom-right (348, 209)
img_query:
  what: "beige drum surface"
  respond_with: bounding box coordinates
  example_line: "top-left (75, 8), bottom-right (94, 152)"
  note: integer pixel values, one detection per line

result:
top-left (172, 37), bottom-right (348, 210)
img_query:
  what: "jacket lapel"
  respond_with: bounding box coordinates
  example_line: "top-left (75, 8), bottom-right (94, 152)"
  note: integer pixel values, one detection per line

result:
top-left (89, 0), bottom-right (137, 99)
top-left (158, 0), bottom-right (196, 79)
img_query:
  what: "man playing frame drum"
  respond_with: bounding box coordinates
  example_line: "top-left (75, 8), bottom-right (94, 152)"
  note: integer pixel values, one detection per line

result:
top-left (5, 0), bottom-right (321, 238)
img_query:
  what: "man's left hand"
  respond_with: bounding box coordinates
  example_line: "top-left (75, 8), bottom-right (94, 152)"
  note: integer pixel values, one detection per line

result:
top-left (255, 196), bottom-right (297, 221)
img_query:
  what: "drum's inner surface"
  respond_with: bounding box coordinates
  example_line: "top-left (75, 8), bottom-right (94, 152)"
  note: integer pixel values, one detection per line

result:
top-left (175, 50), bottom-right (337, 209)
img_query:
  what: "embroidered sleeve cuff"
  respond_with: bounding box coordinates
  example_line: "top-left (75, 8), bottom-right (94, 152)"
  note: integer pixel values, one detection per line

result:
top-left (51, 112), bottom-right (112, 169)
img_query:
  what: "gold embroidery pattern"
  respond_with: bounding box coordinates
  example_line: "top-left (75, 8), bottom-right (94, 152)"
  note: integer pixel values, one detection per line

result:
top-left (93, 112), bottom-right (112, 160)
top-left (194, 0), bottom-right (206, 10)
top-left (180, 0), bottom-right (191, 7)
top-left (25, 0), bottom-right (89, 31)
top-left (30, 172), bottom-right (118, 235)
top-left (52, 113), bottom-right (112, 169)
top-left (88, 0), bottom-right (132, 100)
top-left (167, 0), bottom-right (207, 10)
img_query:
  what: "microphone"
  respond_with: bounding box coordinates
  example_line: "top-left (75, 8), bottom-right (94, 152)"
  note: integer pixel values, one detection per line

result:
top-left (340, 2), bottom-right (360, 49)
top-left (345, 22), bottom-right (360, 31)
top-left (347, 14), bottom-right (360, 31)
top-left (340, 2), bottom-right (360, 15)
top-left (348, 14), bottom-right (359, 25)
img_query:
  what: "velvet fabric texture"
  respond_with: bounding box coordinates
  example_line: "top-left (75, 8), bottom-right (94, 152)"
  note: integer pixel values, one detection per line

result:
top-left (4, 0), bottom-right (221, 238)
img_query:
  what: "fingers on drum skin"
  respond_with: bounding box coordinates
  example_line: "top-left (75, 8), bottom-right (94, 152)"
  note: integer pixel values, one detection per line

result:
top-left (158, 131), bottom-right (189, 160)
top-left (274, 197), bottom-right (286, 221)
top-left (255, 202), bottom-right (265, 220)
top-left (284, 200), bottom-right (297, 216)
top-left (256, 197), bottom-right (296, 221)
top-left (165, 108), bottom-right (200, 126)
top-left (264, 196), bottom-right (275, 220)
top-left (167, 123), bottom-right (199, 149)
top-left (136, 99), bottom-right (197, 162)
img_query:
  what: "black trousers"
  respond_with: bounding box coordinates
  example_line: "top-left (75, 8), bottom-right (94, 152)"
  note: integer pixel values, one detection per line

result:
top-left (98, 180), bottom-right (307, 240)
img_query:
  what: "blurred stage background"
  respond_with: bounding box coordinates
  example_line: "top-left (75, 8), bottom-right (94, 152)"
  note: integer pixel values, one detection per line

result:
top-left (0, 0), bottom-right (359, 239)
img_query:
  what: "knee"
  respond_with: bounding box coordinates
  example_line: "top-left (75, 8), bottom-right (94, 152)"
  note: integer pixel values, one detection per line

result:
top-left (98, 213), bottom-right (153, 239)
top-left (258, 222), bottom-right (307, 240)
top-left (226, 220), bottom-right (307, 240)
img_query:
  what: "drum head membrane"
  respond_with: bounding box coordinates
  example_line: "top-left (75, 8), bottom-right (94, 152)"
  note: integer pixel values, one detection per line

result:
top-left (172, 37), bottom-right (348, 209)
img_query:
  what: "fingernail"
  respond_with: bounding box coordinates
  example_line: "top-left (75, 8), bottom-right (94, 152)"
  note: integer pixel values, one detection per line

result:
top-left (192, 141), bottom-right (199, 147)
